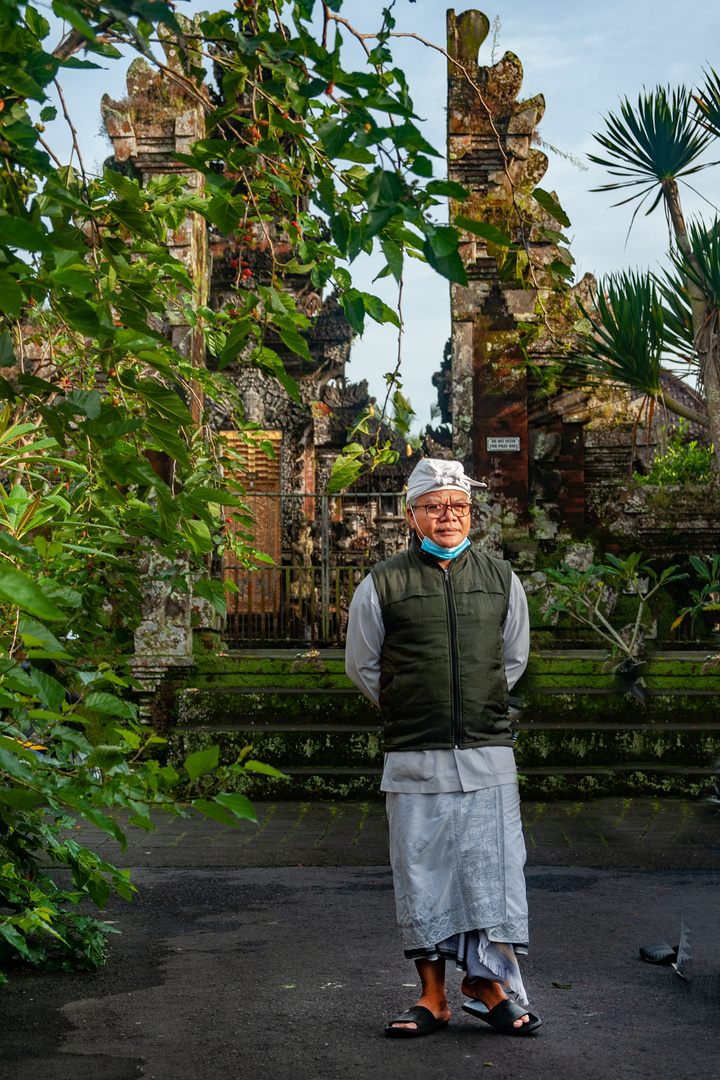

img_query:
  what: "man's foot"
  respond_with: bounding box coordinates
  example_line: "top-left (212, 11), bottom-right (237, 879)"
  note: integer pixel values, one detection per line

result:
top-left (387, 993), bottom-right (451, 1031)
top-left (460, 975), bottom-right (530, 1029)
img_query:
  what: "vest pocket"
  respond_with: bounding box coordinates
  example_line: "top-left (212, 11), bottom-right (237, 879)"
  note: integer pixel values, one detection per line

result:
top-left (385, 750), bottom-right (436, 783)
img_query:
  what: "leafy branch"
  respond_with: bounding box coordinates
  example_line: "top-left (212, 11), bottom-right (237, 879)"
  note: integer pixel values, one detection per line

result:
top-left (545, 552), bottom-right (687, 661)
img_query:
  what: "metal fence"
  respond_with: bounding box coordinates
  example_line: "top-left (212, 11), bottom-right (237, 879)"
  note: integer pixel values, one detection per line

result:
top-left (223, 563), bottom-right (370, 645)
top-left (222, 491), bottom-right (708, 649)
top-left (222, 491), bottom-right (406, 646)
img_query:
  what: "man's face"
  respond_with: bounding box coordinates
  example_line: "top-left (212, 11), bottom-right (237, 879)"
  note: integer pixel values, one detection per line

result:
top-left (406, 488), bottom-right (472, 548)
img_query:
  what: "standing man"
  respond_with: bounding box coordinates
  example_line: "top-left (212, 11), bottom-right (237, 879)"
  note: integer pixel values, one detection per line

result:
top-left (346, 458), bottom-right (541, 1038)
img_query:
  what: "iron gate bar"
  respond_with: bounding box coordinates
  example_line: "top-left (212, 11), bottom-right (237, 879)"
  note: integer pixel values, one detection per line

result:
top-left (321, 494), bottom-right (330, 642)
top-left (222, 491), bottom-right (408, 645)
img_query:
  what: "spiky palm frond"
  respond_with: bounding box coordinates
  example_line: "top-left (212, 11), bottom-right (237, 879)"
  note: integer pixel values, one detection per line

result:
top-left (695, 68), bottom-right (720, 139)
top-left (670, 218), bottom-right (720, 309)
top-left (589, 87), bottom-right (712, 212)
top-left (569, 271), bottom-right (664, 396)
top-left (659, 219), bottom-right (720, 362)
top-left (659, 273), bottom-right (696, 358)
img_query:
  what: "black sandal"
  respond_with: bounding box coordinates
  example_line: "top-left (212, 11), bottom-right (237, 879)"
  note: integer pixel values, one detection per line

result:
top-left (462, 998), bottom-right (542, 1035)
top-left (385, 1005), bottom-right (449, 1038)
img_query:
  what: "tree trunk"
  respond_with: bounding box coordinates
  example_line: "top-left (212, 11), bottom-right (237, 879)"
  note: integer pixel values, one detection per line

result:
top-left (661, 177), bottom-right (719, 477)
top-left (52, 18), bottom-right (115, 62)
top-left (662, 178), bottom-right (706, 334)
top-left (694, 314), bottom-right (720, 471)
top-left (661, 390), bottom-right (710, 429)
top-left (703, 364), bottom-right (720, 472)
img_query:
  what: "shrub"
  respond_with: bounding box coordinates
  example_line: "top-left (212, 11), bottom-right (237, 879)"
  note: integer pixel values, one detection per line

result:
top-left (636, 422), bottom-right (716, 485)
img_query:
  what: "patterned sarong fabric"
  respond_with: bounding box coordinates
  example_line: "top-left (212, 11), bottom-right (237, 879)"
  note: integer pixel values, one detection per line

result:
top-left (386, 784), bottom-right (529, 957)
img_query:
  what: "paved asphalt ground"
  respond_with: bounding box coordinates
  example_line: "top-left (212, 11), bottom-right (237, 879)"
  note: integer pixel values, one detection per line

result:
top-left (2, 797), bottom-right (720, 1080)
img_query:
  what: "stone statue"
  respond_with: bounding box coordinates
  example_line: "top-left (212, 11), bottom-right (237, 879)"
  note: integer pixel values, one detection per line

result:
top-left (242, 387), bottom-right (265, 424)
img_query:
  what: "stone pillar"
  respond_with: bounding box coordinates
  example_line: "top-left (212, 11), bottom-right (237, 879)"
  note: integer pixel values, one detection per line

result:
top-left (446, 9), bottom-right (590, 549)
top-left (101, 42), bottom-right (208, 416)
top-left (101, 28), bottom-right (211, 701)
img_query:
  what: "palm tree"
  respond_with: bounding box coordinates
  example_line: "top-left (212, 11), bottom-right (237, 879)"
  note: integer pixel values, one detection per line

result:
top-left (573, 270), bottom-right (709, 428)
top-left (572, 80), bottom-right (720, 473)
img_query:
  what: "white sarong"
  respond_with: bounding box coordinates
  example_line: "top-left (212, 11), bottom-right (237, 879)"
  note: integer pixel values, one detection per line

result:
top-left (386, 783), bottom-right (528, 957)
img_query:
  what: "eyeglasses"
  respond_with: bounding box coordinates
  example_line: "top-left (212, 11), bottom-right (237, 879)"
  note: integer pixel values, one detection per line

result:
top-left (414, 502), bottom-right (471, 520)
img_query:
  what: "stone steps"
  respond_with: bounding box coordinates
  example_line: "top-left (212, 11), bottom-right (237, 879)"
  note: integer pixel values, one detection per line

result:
top-left (165, 648), bottom-right (720, 800)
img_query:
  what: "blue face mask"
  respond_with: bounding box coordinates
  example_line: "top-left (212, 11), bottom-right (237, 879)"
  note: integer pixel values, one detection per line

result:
top-left (420, 535), bottom-right (471, 560)
top-left (410, 509), bottom-right (471, 560)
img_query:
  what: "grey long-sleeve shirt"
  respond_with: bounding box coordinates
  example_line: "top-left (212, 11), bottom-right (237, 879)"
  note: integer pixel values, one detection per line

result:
top-left (345, 569), bottom-right (530, 793)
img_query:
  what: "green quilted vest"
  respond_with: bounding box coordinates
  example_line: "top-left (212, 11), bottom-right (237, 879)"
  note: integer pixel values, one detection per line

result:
top-left (371, 540), bottom-right (512, 752)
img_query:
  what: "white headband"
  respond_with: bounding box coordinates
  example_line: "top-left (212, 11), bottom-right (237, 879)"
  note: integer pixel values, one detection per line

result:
top-left (405, 458), bottom-right (486, 504)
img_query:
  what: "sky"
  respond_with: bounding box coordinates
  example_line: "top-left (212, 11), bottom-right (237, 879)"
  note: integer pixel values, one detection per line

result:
top-left (40, 0), bottom-right (720, 433)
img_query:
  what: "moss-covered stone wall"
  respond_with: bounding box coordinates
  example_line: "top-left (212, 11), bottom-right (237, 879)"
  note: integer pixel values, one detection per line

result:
top-left (159, 646), bottom-right (720, 801)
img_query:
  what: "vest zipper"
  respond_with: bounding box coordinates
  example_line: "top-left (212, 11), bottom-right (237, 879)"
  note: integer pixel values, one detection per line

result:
top-left (443, 567), bottom-right (461, 748)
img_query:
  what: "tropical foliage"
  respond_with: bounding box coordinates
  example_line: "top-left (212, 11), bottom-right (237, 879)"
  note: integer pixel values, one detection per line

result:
top-left (545, 552), bottom-right (686, 662)
top-left (635, 422), bottom-right (716, 486)
top-left (566, 79), bottom-right (720, 475)
top-left (671, 553), bottom-right (720, 632)
top-left (0, 0), bottom-right (479, 981)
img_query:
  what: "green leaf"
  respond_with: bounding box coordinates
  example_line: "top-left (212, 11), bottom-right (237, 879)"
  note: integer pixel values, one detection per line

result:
top-left (145, 419), bottom-right (190, 466)
top-left (0, 217), bottom-right (51, 252)
top-left (206, 194), bottom-right (245, 234)
top-left (243, 759), bottom-right (288, 778)
top-left (107, 200), bottom-right (158, 240)
top-left (85, 692), bottom-right (137, 720)
top-left (380, 238), bottom-right (403, 283)
top-left (51, 0), bottom-right (97, 41)
top-left (0, 531), bottom-right (34, 559)
top-left (65, 389), bottom-right (101, 419)
top-left (361, 293), bottom-right (400, 328)
top-left (29, 669), bottom-right (65, 712)
top-left (409, 155), bottom-right (433, 177)
top-left (181, 519), bottom-right (213, 556)
top-left (17, 616), bottom-right (66, 652)
top-left (184, 745), bottom-right (220, 781)
top-left (214, 791), bottom-right (258, 821)
top-left (275, 321), bottom-right (312, 363)
top-left (365, 169), bottom-right (404, 239)
top-left (547, 259), bottom-right (574, 281)
top-left (191, 798), bottom-right (237, 827)
top-left (338, 289), bottom-right (365, 334)
top-left (137, 381), bottom-right (194, 426)
top-left (0, 786), bottom-right (43, 810)
top-left (426, 180), bottom-right (470, 200)
top-left (326, 453), bottom-right (364, 493)
top-left (426, 225), bottom-right (460, 258)
top-left (26, 5), bottom-right (51, 39)
top-left (689, 554), bottom-right (710, 578)
top-left (85, 745), bottom-right (126, 772)
top-left (423, 236), bottom-right (468, 286)
top-left (0, 744), bottom-right (35, 783)
top-left (336, 143), bottom-right (375, 164)
top-left (55, 297), bottom-right (101, 336)
top-left (454, 215), bottom-right (514, 247)
top-left (0, 331), bottom-right (16, 368)
top-left (248, 346), bottom-right (301, 404)
top-left (37, 582), bottom-right (82, 608)
top-left (0, 570), bottom-right (64, 620)
top-left (0, 923), bottom-right (33, 960)
top-left (532, 188), bottom-right (571, 228)
top-left (193, 578), bottom-right (227, 617)
top-left (0, 270), bottom-right (23, 319)
top-left (0, 64), bottom-right (44, 100)
top-left (187, 486), bottom-right (244, 506)
top-left (103, 169), bottom-right (141, 202)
